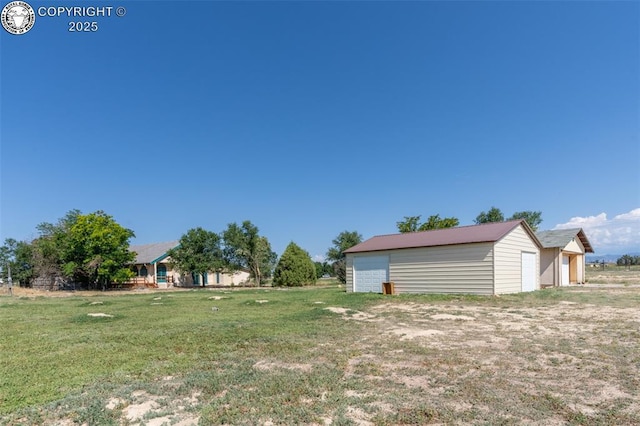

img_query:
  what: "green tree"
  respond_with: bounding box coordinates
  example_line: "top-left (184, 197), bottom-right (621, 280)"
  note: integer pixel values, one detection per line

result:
top-left (397, 214), bottom-right (459, 233)
top-left (167, 227), bottom-right (225, 286)
top-left (617, 254), bottom-right (636, 270)
top-left (508, 211), bottom-right (543, 231)
top-left (0, 238), bottom-right (34, 286)
top-left (475, 207), bottom-right (504, 224)
top-left (396, 216), bottom-right (422, 233)
top-left (314, 261), bottom-right (333, 278)
top-left (32, 209), bottom-right (81, 278)
top-left (273, 242), bottom-right (316, 287)
top-left (222, 220), bottom-right (277, 286)
top-left (326, 230), bottom-right (362, 284)
top-left (61, 211), bottom-right (135, 289)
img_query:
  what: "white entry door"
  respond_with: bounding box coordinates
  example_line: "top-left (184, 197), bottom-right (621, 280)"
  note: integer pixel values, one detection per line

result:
top-left (561, 255), bottom-right (570, 286)
top-left (521, 252), bottom-right (537, 292)
top-left (354, 256), bottom-right (389, 293)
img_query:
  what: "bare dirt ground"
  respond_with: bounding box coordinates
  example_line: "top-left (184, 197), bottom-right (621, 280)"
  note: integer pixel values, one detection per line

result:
top-left (3, 287), bottom-right (169, 298)
top-left (322, 287), bottom-right (640, 425)
top-left (586, 266), bottom-right (640, 285)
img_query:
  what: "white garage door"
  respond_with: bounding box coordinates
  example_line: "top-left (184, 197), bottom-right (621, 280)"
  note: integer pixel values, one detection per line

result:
top-left (561, 255), bottom-right (570, 286)
top-left (521, 252), bottom-right (537, 292)
top-left (354, 256), bottom-right (389, 293)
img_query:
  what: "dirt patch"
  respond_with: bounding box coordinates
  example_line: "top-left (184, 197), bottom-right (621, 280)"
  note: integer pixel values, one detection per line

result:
top-left (339, 289), bottom-right (640, 423)
top-left (115, 389), bottom-right (200, 426)
top-left (324, 306), bottom-right (377, 321)
top-left (430, 313), bottom-right (476, 321)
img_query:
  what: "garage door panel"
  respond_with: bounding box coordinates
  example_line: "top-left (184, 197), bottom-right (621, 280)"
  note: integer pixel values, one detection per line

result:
top-left (354, 256), bottom-right (389, 293)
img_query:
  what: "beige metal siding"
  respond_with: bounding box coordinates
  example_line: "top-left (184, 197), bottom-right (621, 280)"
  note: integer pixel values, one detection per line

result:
top-left (540, 248), bottom-right (560, 287)
top-left (345, 254), bottom-right (354, 292)
top-left (388, 243), bottom-right (495, 295)
top-left (494, 225), bottom-right (540, 294)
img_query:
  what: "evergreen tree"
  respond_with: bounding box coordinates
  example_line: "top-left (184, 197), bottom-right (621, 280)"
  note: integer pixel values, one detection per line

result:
top-left (273, 242), bottom-right (316, 287)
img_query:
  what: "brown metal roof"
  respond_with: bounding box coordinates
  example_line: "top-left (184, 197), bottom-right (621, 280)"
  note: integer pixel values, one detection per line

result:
top-left (344, 220), bottom-right (541, 254)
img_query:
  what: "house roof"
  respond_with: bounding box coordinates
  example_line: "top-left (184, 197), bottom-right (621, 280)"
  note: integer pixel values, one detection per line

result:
top-left (535, 229), bottom-right (594, 253)
top-left (344, 220), bottom-right (541, 254)
top-left (129, 241), bottom-right (179, 264)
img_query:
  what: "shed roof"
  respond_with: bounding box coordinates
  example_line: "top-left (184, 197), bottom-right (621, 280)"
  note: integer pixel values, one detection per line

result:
top-left (535, 229), bottom-right (594, 253)
top-left (344, 220), bottom-right (541, 254)
top-left (129, 241), bottom-right (179, 264)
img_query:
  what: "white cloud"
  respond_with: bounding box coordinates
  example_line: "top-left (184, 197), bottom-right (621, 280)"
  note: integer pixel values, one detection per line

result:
top-left (554, 208), bottom-right (640, 254)
top-left (312, 254), bottom-right (326, 263)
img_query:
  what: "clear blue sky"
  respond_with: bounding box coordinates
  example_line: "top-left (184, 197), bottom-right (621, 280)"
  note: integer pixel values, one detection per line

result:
top-left (1, 0), bottom-right (639, 259)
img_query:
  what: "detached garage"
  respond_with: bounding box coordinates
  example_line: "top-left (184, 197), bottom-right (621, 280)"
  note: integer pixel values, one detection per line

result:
top-left (344, 220), bottom-right (542, 295)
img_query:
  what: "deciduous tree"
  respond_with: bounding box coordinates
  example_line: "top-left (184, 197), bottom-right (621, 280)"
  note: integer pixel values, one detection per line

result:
top-left (326, 230), bottom-right (362, 284)
top-left (508, 211), bottom-right (543, 231)
top-left (314, 261), bottom-right (333, 278)
top-left (61, 211), bottom-right (135, 289)
top-left (0, 238), bottom-right (34, 286)
top-left (167, 227), bottom-right (225, 286)
top-left (32, 209), bottom-right (81, 278)
top-left (396, 214), bottom-right (459, 233)
top-left (222, 221), bottom-right (277, 286)
top-left (475, 207), bottom-right (504, 224)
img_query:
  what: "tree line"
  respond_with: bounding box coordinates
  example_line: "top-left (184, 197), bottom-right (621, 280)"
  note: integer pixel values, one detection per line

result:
top-left (616, 254), bottom-right (640, 269)
top-left (396, 206), bottom-right (543, 232)
top-left (0, 206), bottom-right (544, 289)
top-left (0, 210), bottom-right (135, 290)
top-left (0, 210), bottom-right (358, 289)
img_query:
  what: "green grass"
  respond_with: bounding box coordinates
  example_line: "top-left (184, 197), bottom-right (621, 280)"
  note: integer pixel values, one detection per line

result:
top-left (0, 287), bottom-right (379, 419)
top-left (1, 286), bottom-right (639, 425)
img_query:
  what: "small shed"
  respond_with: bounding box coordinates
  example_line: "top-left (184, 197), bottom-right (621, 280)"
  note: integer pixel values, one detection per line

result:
top-left (344, 220), bottom-right (542, 295)
top-left (536, 229), bottom-right (594, 286)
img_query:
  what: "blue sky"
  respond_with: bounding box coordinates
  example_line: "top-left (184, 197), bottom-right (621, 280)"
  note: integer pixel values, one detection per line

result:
top-left (1, 0), bottom-right (639, 260)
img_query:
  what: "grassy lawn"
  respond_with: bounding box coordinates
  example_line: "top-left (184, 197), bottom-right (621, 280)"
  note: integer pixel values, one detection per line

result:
top-left (1, 285), bottom-right (639, 425)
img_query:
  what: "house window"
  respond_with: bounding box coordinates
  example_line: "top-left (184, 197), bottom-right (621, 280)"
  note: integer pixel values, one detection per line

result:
top-left (216, 271), bottom-right (220, 284)
top-left (191, 273), bottom-right (208, 285)
top-left (140, 266), bottom-right (148, 277)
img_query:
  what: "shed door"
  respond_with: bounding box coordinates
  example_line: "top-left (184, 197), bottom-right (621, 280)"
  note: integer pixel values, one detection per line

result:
top-left (354, 256), bottom-right (389, 293)
top-left (561, 256), bottom-right (570, 286)
top-left (521, 252), bottom-right (536, 292)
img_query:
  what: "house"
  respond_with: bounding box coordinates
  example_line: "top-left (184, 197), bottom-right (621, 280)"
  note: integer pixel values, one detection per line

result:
top-left (128, 241), bottom-right (250, 289)
top-left (536, 229), bottom-right (594, 287)
top-left (344, 220), bottom-right (541, 295)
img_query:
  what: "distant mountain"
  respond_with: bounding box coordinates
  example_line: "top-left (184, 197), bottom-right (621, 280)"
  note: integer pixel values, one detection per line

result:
top-left (587, 253), bottom-right (640, 263)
